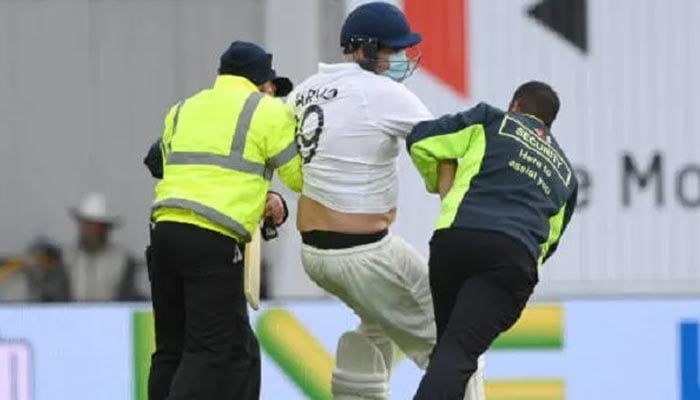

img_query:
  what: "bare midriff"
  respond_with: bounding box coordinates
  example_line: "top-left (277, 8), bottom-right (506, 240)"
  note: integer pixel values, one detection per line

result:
top-left (297, 195), bottom-right (396, 234)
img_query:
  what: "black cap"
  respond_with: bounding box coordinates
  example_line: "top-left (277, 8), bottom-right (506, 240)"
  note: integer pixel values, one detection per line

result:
top-left (218, 41), bottom-right (293, 97)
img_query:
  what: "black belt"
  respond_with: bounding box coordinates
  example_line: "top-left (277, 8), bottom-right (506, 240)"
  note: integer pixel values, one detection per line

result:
top-left (301, 230), bottom-right (388, 250)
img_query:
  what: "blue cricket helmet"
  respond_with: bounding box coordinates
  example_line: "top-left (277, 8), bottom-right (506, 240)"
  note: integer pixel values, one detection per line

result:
top-left (340, 2), bottom-right (422, 49)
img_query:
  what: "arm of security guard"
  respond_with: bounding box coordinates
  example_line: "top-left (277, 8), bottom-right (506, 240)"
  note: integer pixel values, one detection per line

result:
top-left (542, 186), bottom-right (578, 263)
top-left (406, 102), bottom-right (496, 194)
top-left (264, 102), bottom-right (303, 193)
top-left (437, 161), bottom-right (458, 199)
top-left (153, 102), bottom-right (180, 171)
top-left (143, 102), bottom-right (176, 178)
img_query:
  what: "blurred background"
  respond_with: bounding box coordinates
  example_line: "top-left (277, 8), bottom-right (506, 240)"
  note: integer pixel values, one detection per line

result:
top-left (0, 0), bottom-right (698, 399)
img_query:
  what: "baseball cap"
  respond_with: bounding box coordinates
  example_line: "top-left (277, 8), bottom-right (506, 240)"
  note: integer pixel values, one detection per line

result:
top-left (218, 41), bottom-right (293, 97)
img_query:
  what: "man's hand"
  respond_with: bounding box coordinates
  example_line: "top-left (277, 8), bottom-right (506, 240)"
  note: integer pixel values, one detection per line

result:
top-left (438, 160), bottom-right (458, 200)
top-left (264, 191), bottom-right (288, 226)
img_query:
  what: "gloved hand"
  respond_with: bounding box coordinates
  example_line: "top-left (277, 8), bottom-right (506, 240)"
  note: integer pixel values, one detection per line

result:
top-left (144, 139), bottom-right (163, 179)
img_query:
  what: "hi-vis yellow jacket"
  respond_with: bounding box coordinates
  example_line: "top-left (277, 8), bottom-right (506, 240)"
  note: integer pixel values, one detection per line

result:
top-left (152, 75), bottom-right (302, 243)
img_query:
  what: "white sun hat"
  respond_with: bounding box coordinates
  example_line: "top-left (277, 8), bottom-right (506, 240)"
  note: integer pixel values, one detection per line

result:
top-left (69, 192), bottom-right (122, 226)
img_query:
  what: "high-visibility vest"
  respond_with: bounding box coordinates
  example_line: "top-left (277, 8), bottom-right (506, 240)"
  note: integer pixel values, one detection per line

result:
top-left (152, 75), bottom-right (302, 243)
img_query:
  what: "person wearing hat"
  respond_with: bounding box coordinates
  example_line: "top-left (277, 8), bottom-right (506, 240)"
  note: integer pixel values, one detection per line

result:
top-left (65, 192), bottom-right (146, 302)
top-left (287, 2), bottom-right (484, 399)
top-left (147, 41), bottom-right (302, 400)
top-left (142, 58), bottom-right (292, 247)
top-left (0, 193), bottom-right (144, 303)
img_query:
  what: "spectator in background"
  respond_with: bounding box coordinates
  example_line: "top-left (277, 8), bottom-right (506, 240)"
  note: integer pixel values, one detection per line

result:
top-left (25, 238), bottom-right (71, 302)
top-left (0, 238), bottom-right (70, 302)
top-left (0, 255), bottom-right (34, 302)
top-left (64, 192), bottom-right (148, 302)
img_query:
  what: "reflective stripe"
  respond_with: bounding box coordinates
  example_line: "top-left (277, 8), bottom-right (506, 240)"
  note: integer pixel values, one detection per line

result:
top-left (166, 93), bottom-right (271, 179)
top-left (167, 152), bottom-right (269, 176)
top-left (166, 101), bottom-right (185, 154)
top-left (152, 198), bottom-right (251, 241)
top-left (263, 165), bottom-right (273, 181)
top-left (231, 92), bottom-right (263, 154)
top-left (267, 141), bottom-right (299, 169)
top-left (172, 101), bottom-right (185, 136)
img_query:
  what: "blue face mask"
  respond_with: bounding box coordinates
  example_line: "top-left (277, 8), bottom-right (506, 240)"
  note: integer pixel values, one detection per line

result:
top-left (382, 51), bottom-right (410, 82)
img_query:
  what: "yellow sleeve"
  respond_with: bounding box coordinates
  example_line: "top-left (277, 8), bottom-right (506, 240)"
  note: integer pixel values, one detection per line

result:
top-left (263, 100), bottom-right (303, 193)
top-left (407, 103), bottom-right (497, 193)
top-left (407, 126), bottom-right (477, 193)
top-left (160, 102), bottom-right (182, 160)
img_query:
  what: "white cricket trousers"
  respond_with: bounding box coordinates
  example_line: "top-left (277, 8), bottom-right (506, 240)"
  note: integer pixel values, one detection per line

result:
top-left (302, 233), bottom-right (435, 368)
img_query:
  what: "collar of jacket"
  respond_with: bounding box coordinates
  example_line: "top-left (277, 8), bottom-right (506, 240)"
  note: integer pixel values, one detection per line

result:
top-left (213, 75), bottom-right (259, 92)
top-left (521, 113), bottom-right (546, 126)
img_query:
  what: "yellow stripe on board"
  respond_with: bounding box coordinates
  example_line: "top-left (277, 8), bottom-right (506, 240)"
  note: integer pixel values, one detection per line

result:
top-left (256, 309), bottom-right (334, 399)
top-left (485, 380), bottom-right (565, 400)
top-left (493, 304), bottom-right (563, 349)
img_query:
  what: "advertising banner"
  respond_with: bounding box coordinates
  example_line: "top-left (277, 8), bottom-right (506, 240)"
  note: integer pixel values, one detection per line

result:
top-left (128, 299), bottom-right (700, 400)
top-left (0, 306), bottom-right (133, 400)
top-left (133, 303), bottom-right (564, 400)
top-left (1, 299), bottom-right (700, 399)
top-left (0, 336), bottom-right (32, 400)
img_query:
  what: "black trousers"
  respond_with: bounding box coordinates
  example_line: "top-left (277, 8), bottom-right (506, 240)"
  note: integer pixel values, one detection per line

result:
top-left (147, 222), bottom-right (260, 400)
top-left (414, 229), bottom-right (538, 400)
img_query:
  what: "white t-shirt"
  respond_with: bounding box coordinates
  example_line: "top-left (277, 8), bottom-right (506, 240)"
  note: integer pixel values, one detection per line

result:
top-left (286, 63), bottom-right (433, 213)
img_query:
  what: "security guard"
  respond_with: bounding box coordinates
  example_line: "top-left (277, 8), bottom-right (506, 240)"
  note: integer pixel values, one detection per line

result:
top-left (407, 81), bottom-right (578, 399)
top-left (147, 41), bottom-right (302, 400)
